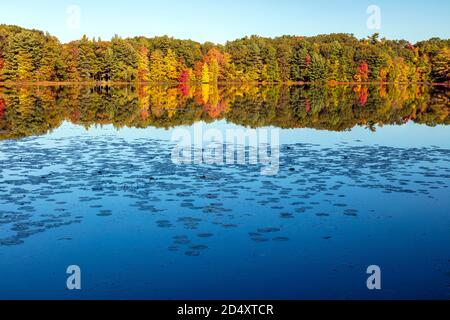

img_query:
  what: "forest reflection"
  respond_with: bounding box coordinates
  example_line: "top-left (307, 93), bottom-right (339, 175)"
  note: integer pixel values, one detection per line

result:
top-left (0, 84), bottom-right (449, 140)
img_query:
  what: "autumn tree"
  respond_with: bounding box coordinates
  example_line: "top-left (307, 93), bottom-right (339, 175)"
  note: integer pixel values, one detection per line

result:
top-left (163, 49), bottom-right (179, 81)
top-left (59, 44), bottom-right (80, 81)
top-left (178, 69), bottom-right (190, 83)
top-left (149, 50), bottom-right (165, 82)
top-left (201, 63), bottom-right (210, 83)
top-left (17, 52), bottom-right (34, 80)
top-left (209, 58), bottom-right (219, 83)
top-left (137, 46), bottom-right (150, 82)
top-left (431, 48), bottom-right (450, 82)
top-left (0, 56), bottom-right (4, 78)
top-left (0, 29), bottom-right (5, 80)
top-left (354, 61), bottom-right (369, 82)
top-left (0, 97), bottom-right (5, 119)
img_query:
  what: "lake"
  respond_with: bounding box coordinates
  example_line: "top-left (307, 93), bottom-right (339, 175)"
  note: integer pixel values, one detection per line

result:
top-left (0, 84), bottom-right (449, 299)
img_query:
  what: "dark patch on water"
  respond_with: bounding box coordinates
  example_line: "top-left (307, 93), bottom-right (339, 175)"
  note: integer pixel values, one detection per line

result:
top-left (0, 135), bottom-right (449, 260)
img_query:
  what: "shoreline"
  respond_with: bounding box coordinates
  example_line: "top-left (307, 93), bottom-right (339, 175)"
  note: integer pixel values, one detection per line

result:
top-left (0, 81), bottom-right (449, 87)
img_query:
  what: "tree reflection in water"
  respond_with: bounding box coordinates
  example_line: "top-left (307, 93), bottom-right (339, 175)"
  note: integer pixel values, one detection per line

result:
top-left (0, 84), bottom-right (448, 140)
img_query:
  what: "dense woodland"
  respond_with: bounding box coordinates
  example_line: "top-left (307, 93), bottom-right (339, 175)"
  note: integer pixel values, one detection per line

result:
top-left (0, 25), bottom-right (449, 84)
top-left (1, 84), bottom-right (448, 139)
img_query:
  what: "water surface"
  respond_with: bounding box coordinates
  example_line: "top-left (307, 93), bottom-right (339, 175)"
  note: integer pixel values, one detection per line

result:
top-left (0, 84), bottom-right (449, 299)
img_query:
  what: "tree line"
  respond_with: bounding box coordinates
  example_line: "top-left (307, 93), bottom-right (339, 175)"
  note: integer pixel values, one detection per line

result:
top-left (0, 24), bottom-right (449, 84)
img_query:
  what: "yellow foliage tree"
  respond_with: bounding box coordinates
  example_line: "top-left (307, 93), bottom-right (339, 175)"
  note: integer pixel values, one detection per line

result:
top-left (17, 52), bottom-right (34, 81)
top-left (137, 46), bottom-right (150, 82)
top-left (432, 48), bottom-right (450, 83)
top-left (149, 50), bottom-right (164, 82)
top-left (163, 49), bottom-right (178, 81)
top-left (201, 63), bottom-right (210, 84)
top-left (209, 58), bottom-right (219, 83)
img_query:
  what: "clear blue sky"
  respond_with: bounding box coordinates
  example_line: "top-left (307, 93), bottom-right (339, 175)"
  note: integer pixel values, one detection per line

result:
top-left (1, 0), bottom-right (449, 44)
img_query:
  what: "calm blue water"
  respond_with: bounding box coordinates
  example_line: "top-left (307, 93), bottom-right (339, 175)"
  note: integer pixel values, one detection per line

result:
top-left (0, 120), bottom-right (449, 300)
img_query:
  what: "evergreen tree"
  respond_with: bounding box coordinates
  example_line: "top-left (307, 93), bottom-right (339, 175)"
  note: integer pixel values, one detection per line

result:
top-left (77, 35), bottom-right (96, 80)
top-left (263, 46), bottom-right (280, 82)
top-left (309, 53), bottom-right (326, 82)
top-left (36, 36), bottom-right (61, 81)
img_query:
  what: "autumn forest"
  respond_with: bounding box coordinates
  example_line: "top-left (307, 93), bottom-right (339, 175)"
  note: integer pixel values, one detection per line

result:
top-left (0, 24), bottom-right (449, 85)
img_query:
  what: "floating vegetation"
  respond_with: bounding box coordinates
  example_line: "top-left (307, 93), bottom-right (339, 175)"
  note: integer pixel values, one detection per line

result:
top-left (189, 245), bottom-right (209, 251)
top-left (257, 227), bottom-right (281, 234)
top-left (156, 220), bottom-right (173, 228)
top-left (197, 233), bottom-right (214, 238)
top-left (0, 121), bottom-right (449, 265)
top-left (280, 213), bottom-right (295, 219)
top-left (250, 237), bottom-right (270, 243)
top-left (316, 213), bottom-right (331, 217)
top-left (272, 237), bottom-right (290, 242)
top-left (344, 209), bottom-right (359, 217)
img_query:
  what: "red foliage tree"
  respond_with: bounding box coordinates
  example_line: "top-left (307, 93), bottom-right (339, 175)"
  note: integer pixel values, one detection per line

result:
top-left (357, 87), bottom-right (369, 106)
top-left (178, 83), bottom-right (189, 97)
top-left (406, 42), bottom-right (415, 51)
top-left (0, 98), bottom-right (6, 119)
top-left (355, 61), bottom-right (369, 82)
top-left (305, 54), bottom-right (311, 67)
top-left (177, 70), bottom-right (191, 96)
top-left (305, 97), bottom-right (311, 113)
top-left (178, 70), bottom-right (190, 83)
